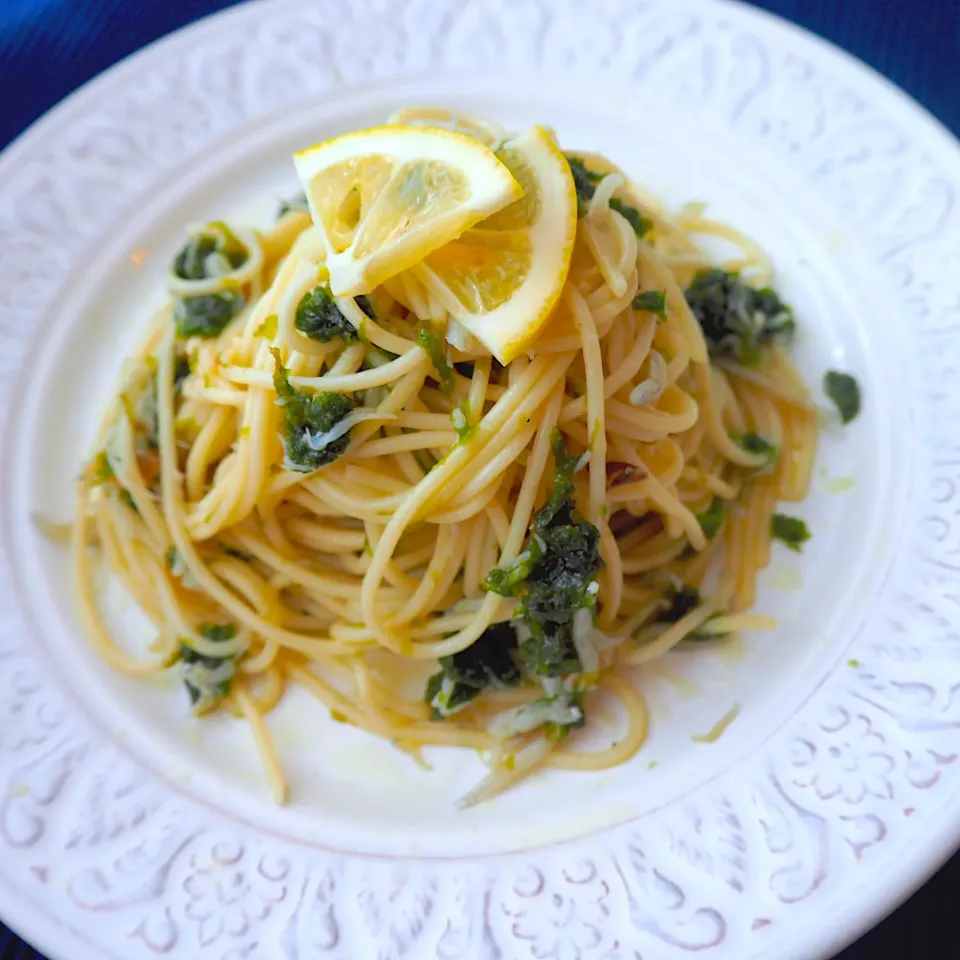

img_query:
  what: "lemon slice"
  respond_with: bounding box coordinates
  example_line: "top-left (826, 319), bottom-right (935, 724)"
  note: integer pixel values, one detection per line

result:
top-left (294, 126), bottom-right (522, 296)
top-left (413, 126), bottom-right (577, 363)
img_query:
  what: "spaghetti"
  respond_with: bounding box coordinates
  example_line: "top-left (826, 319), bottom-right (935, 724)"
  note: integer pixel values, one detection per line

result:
top-left (71, 109), bottom-right (817, 805)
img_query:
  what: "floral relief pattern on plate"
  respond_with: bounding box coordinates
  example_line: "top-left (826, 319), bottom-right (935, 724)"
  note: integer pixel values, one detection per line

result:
top-left (1, 1), bottom-right (960, 958)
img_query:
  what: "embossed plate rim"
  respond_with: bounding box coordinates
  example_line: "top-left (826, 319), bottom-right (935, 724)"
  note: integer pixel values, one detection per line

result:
top-left (2, 0), bottom-right (960, 958)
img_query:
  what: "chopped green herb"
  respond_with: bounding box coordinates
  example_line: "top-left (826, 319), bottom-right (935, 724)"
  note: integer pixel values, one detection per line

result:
top-left (658, 585), bottom-right (701, 624)
top-left (848, 659), bottom-right (860, 668)
top-left (771, 513), bottom-right (811, 552)
top-left (632, 290), bottom-right (667, 320)
top-left (565, 155), bottom-right (651, 236)
top-left (824, 371), bottom-right (861, 425)
top-left (178, 622), bottom-right (237, 710)
top-left (654, 585), bottom-right (728, 644)
top-left (206, 222), bottom-right (246, 266)
top-left (685, 269), bottom-right (795, 365)
top-left (738, 432), bottom-right (774, 455)
top-left (417, 327), bottom-right (454, 394)
top-left (131, 377), bottom-right (160, 452)
top-left (566, 156), bottom-right (602, 216)
top-left (271, 348), bottom-right (355, 472)
top-left (609, 197), bottom-right (653, 238)
top-left (88, 450), bottom-right (115, 485)
top-left (294, 285), bottom-right (367, 343)
top-left (450, 403), bottom-right (475, 444)
top-left (173, 352), bottom-right (192, 394)
top-left (118, 488), bottom-right (139, 513)
top-left (173, 234), bottom-right (216, 281)
top-left (696, 498), bottom-right (727, 539)
top-left (425, 622), bottom-right (522, 719)
top-left (173, 225), bottom-right (247, 281)
top-left (485, 432), bottom-right (602, 677)
top-left (484, 433), bottom-right (579, 596)
top-left (735, 432), bottom-right (778, 472)
top-left (221, 545), bottom-right (251, 560)
top-left (174, 292), bottom-right (244, 338)
top-left (198, 622), bottom-right (235, 644)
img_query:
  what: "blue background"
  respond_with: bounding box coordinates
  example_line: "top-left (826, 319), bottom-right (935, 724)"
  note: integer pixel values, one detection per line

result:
top-left (1, 0), bottom-right (959, 957)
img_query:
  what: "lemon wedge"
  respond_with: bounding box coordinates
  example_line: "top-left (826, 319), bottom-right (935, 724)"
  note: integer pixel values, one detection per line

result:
top-left (413, 126), bottom-right (577, 363)
top-left (294, 126), bottom-right (522, 297)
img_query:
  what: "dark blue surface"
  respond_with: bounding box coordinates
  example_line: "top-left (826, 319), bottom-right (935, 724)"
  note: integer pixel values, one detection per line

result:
top-left (1, 1), bottom-right (959, 958)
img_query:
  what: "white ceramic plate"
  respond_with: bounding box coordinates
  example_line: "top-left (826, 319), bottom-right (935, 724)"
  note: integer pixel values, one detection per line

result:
top-left (2, 0), bottom-right (959, 957)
